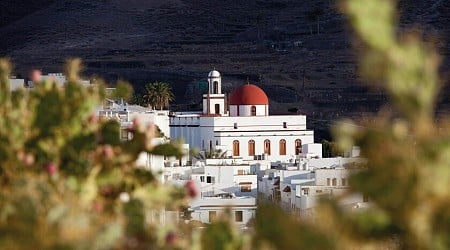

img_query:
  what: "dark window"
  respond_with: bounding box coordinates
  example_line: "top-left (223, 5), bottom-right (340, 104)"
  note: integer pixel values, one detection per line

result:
top-left (234, 123), bottom-right (238, 129)
top-left (235, 211), bottom-right (243, 222)
top-left (363, 194), bottom-right (369, 202)
top-left (283, 122), bottom-right (287, 128)
top-left (240, 185), bottom-right (251, 192)
top-left (215, 104), bottom-right (220, 114)
top-left (213, 81), bottom-right (219, 94)
top-left (295, 139), bottom-right (302, 154)
top-left (251, 106), bottom-right (256, 116)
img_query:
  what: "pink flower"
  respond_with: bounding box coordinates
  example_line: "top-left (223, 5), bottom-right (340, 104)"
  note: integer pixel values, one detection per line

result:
top-left (92, 200), bottom-right (104, 213)
top-left (147, 123), bottom-right (155, 137)
top-left (88, 113), bottom-right (98, 123)
top-left (132, 118), bottom-right (141, 131)
top-left (102, 145), bottom-right (114, 159)
top-left (23, 153), bottom-right (35, 166)
top-left (165, 231), bottom-right (177, 245)
top-left (185, 180), bottom-right (198, 198)
top-left (45, 163), bottom-right (57, 175)
top-left (30, 70), bottom-right (42, 83)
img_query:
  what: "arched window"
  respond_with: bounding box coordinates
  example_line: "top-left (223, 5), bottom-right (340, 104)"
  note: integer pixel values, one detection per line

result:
top-left (213, 81), bottom-right (219, 94)
top-left (279, 139), bottom-right (286, 155)
top-left (251, 106), bottom-right (256, 116)
top-left (248, 140), bottom-right (255, 156)
top-left (295, 139), bottom-right (302, 155)
top-left (264, 139), bottom-right (271, 155)
top-left (233, 140), bottom-right (240, 156)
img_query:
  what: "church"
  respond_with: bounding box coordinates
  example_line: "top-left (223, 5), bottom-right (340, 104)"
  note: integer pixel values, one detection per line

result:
top-left (170, 70), bottom-right (318, 162)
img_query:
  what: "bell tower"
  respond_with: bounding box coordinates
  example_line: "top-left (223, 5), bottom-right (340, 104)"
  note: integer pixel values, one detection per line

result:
top-left (203, 70), bottom-right (227, 116)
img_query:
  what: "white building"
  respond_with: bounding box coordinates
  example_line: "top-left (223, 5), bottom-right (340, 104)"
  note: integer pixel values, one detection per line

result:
top-left (293, 167), bottom-right (366, 218)
top-left (170, 70), bottom-right (317, 162)
top-left (26, 73), bottom-right (91, 88)
top-left (257, 157), bottom-right (367, 218)
top-left (165, 159), bottom-right (271, 226)
top-left (98, 99), bottom-right (171, 139)
top-left (8, 77), bottom-right (26, 91)
top-left (97, 99), bottom-right (173, 182)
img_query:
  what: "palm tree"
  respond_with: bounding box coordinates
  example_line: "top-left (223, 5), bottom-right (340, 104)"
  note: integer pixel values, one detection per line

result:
top-left (143, 82), bottom-right (174, 110)
top-left (193, 149), bottom-right (228, 160)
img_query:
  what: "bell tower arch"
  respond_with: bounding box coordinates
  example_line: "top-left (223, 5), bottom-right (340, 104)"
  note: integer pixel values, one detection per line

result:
top-left (203, 70), bottom-right (226, 116)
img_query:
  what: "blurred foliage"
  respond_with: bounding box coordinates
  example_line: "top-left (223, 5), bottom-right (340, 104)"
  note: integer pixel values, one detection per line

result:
top-left (214, 0), bottom-right (449, 248)
top-left (1, 0), bottom-right (449, 249)
top-left (109, 80), bottom-right (134, 102)
top-left (0, 58), bottom-right (188, 249)
top-left (321, 139), bottom-right (344, 157)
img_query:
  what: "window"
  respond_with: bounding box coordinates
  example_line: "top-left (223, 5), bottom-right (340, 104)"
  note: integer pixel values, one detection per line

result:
top-left (209, 211), bottom-right (217, 222)
top-left (213, 81), bottom-right (219, 94)
top-left (251, 105), bottom-right (256, 116)
top-left (283, 122), bottom-right (287, 128)
top-left (332, 178), bottom-right (337, 186)
top-left (363, 194), bottom-right (369, 202)
top-left (342, 178), bottom-right (347, 186)
top-left (295, 139), bottom-right (302, 155)
top-left (248, 140), bottom-right (255, 156)
top-left (121, 129), bottom-right (129, 140)
top-left (200, 176), bottom-right (205, 182)
top-left (235, 211), bottom-right (243, 222)
top-left (233, 140), bottom-right (240, 156)
top-left (234, 123), bottom-right (238, 129)
top-left (302, 188), bottom-right (309, 195)
top-left (264, 139), bottom-right (271, 155)
top-left (206, 176), bottom-right (215, 183)
top-left (327, 178), bottom-right (331, 186)
top-left (279, 139), bottom-right (286, 155)
top-left (240, 184), bottom-right (252, 192)
top-left (215, 104), bottom-right (220, 114)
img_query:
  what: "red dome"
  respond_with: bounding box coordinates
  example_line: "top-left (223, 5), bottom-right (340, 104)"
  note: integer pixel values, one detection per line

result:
top-left (229, 84), bottom-right (269, 105)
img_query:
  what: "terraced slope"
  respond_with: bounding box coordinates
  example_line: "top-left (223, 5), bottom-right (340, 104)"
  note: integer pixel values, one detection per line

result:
top-left (0, 0), bottom-right (448, 132)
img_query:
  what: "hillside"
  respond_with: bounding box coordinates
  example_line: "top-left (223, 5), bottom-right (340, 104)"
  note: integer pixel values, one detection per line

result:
top-left (0, 0), bottom-right (449, 138)
top-left (0, 0), bottom-right (55, 28)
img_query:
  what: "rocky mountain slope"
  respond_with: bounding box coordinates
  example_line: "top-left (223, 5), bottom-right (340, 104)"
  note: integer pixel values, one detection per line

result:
top-left (0, 0), bottom-right (448, 138)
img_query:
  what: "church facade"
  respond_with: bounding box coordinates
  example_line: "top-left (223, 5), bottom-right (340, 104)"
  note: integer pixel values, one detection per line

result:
top-left (170, 70), bottom-right (315, 162)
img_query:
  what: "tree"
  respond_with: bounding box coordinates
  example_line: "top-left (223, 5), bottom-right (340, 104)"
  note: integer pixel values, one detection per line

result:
top-left (193, 149), bottom-right (228, 160)
top-left (109, 79), bottom-right (133, 102)
top-left (144, 81), bottom-right (174, 110)
top-left (321, 139), bottom-right (344, 157)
